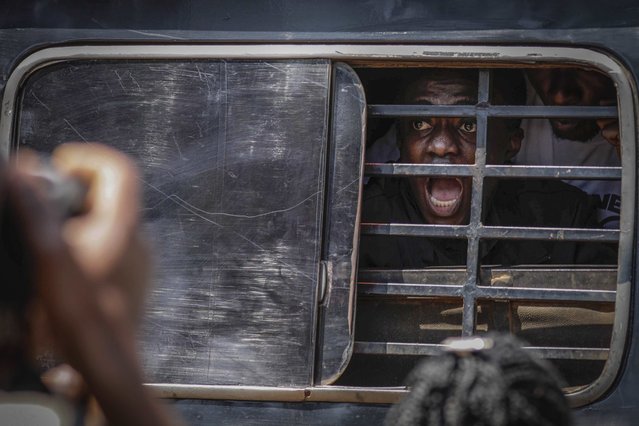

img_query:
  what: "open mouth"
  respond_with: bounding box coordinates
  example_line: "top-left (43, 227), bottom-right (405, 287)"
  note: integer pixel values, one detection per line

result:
top-left (551, 118), bottom-right (579, 131)
top-left (425, 177), bottom-right (464, 217)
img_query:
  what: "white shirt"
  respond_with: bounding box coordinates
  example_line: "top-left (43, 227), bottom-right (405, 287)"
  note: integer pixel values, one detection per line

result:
top-left (514, 80), bottom-right (621, 229)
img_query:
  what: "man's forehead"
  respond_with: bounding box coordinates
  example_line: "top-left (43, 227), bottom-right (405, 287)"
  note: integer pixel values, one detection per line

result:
top-left (406, 76), bottom-right (477, 104)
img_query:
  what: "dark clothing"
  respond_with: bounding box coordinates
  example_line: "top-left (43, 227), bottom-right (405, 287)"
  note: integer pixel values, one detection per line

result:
top-left (339, 177), bottom-right (617, 389)
top-left (359, 178), bottom-right (616, 268)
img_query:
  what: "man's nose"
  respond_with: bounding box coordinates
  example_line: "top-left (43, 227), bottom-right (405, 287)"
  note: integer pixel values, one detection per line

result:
top-left (426, 129), bottom-right (460, 159)
top-left (548, 71), bottom-right (582, 105)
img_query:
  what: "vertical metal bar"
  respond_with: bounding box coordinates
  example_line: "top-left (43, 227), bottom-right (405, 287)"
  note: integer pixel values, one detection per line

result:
top-left (477, 70), bottom-right (490, 105)
top-left (461, 70), bottom-right (490, 336)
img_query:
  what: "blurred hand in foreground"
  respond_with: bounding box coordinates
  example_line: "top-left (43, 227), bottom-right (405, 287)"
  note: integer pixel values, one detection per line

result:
top-left (4, 143), bottom-right (179, 426)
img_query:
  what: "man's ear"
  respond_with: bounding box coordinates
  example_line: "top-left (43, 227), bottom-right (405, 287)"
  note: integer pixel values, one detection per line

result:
top-left (505, 127), bottom-right (523, 161)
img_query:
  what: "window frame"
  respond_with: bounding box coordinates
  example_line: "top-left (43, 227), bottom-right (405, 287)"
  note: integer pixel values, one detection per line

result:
top-left (0, 44), bottom-right (634, 407)
top-left (354, 67), bottom-right (623, 403)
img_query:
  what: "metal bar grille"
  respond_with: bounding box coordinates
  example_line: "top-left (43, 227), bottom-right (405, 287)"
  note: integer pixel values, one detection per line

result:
top-left (357, 68), bottom-right (622, 368)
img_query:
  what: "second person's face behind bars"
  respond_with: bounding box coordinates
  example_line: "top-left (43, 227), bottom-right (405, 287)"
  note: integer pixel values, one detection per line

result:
top-left (398, 72), bottom-right (522, 225)
top-left (527, 68), bottom-right (616, 142)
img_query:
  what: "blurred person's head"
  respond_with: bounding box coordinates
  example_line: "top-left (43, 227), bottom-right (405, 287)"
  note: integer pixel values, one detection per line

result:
top-left (384, 333), bottom-right (572, 426)
top-left (527, 68), bottom-right (616, 142)
top-left (396, 69), bottom-right (525, 225)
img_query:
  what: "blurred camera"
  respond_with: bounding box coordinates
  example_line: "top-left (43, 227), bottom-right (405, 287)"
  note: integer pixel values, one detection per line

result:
top-left (29, 162), bottom-right (87, 218)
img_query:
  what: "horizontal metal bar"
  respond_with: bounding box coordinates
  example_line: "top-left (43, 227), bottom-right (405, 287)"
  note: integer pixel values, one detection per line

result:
top-left (358, 282), bottom-right (465, 298)
top-left (365, 163), bottom-right (473, 176)
top-left (496, 105), bottom-right (618, 119)
top-left (354, 342), bottom-right (609, 360)
top-left (479, 285), bottom-right (616, 302)
top-left (481, 226), bottom-right (619, 242)
top-left (361, 223), bottom-right (620, 243)
top-left (358, 267), bottom-right (617, 291)
top-left (354, 342), bottom-right (445, 356)
top-left (361, 223), bottom-right (469, 238)
top-left (484, 165), bottom-right (622, 180)
top-left (365, 164), bottom-right (622, 180)
top-left (369, 105), bottom-right (477, 117)
top-left (358, 268), bottom-right (467, 285)
top-left (358, 282), bottom-right (616, 303)
top-left (146, 383), bottom-right (406, 404)
top-left (527, 347), bottom-right (609, 361)
top-left (368, 104), bottom-right (618, 119)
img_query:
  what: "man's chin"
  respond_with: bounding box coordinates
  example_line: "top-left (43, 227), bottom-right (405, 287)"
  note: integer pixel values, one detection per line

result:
top-left (423, 211), bottom-right (467, 226)
top-left (550, 119), bottom-right (599, 142)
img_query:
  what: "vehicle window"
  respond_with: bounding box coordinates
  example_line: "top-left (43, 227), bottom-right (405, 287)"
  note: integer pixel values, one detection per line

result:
top-left (4, 46), bottom-right (633, 408)
top-left (15, 59), bottom-right (339, 387)
top-left (335, 66), bottom-right (626, 405)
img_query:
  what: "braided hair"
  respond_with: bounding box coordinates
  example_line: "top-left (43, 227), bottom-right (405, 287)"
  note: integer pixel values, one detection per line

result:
top-left (384, 333), bottom-right (572, 426)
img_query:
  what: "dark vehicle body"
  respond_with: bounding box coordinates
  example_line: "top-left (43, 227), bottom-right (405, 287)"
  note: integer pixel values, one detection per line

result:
top-left (1, 1), bottom-right (638, 425)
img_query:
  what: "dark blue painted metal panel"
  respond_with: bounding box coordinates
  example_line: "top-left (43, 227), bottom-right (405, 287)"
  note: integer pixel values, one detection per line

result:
top-left (1, 0), bottom-right (638, 31)
top-left (173, 400), bottom-right (390, 426)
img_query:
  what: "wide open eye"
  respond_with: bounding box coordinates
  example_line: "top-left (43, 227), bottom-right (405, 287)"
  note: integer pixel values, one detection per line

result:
top-left (459, 119), bottom-right (477, 133)
top-left (411, 120), bottom-right (432, 131)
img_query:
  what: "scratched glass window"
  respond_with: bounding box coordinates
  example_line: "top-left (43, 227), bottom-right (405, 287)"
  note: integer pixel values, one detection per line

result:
top-left (17, 60), bottom-right (332, 386)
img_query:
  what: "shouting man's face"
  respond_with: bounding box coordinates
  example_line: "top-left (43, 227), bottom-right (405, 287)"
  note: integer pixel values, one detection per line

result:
top-left (398, 72), bottom-right (522, 225)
